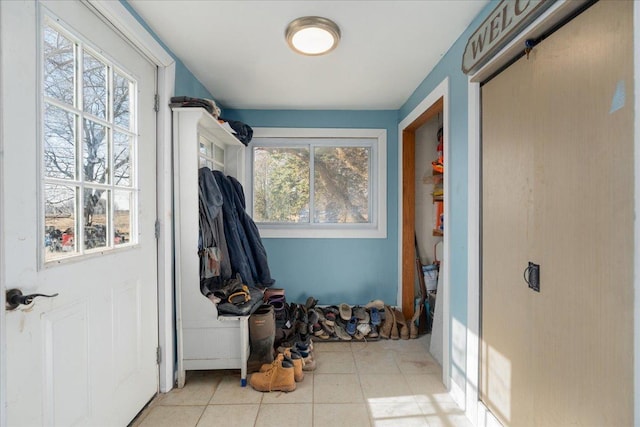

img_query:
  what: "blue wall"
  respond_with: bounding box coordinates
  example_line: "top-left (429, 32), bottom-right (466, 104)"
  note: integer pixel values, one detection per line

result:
top-left (120, 0), bottom-right (213, 99)
top-left (224, 110), bottom-right (399, 306)
top-left (124, 0), bottom-right (497, 391)
top-left (398, 1), bottom-right (497, 391)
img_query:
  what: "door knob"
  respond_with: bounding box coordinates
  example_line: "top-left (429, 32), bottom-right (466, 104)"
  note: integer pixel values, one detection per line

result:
top-left (5, 288), bottom-right (59, 311)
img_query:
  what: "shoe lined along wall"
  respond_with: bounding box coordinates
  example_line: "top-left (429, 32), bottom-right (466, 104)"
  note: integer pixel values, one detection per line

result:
top-left (172, 104), bottom-right (438, 393)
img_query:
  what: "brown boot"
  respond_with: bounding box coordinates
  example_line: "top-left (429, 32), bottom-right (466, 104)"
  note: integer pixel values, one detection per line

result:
top-left (380, 305), bottom-right (396, 339)
top-left (250, 355), bottom-right (296, 392)
top-left (260, 349), bottom-right (304, 382)
top-left (394, 309), bottom-right (409, 340)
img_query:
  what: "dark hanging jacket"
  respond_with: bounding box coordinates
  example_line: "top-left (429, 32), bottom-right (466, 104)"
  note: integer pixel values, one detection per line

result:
top-left (228, 175), bottom-right (274, 287)
top-left (213, 171), bottom-right (273, 287)
top-left (198, 167), bottom-right (231, 291)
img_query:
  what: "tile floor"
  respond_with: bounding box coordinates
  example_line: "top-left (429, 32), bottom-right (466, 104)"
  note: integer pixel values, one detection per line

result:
top-left (130, 335), bottom-right (472, 427)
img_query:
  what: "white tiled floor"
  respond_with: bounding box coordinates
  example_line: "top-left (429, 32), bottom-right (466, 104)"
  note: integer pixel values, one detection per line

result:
top-left (130, 335), bottom-right (472, 427)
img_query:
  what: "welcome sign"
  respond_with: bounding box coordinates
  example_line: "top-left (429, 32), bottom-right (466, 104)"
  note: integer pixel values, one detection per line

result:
top-left (462, 0), bottom-right (553, 75)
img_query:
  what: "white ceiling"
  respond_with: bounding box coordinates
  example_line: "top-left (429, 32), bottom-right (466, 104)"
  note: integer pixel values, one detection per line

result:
top-left (129, 1), bottom-right (489, 110)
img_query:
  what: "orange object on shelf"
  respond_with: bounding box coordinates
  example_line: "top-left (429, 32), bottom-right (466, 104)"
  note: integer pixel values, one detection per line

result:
top-left (432, 127), bottom-right (444, 173)
top-left (434, 200), bottom-right (444, 234)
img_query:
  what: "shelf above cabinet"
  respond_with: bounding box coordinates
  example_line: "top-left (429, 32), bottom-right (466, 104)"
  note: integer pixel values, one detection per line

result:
top-left (171, 107), bottom-right (244, 148)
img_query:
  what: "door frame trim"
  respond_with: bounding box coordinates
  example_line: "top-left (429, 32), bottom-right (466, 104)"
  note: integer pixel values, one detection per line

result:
top-left (0, 2), bottom-right (6, 424)
top-left (634, 3), bottom-right (640, 425)
top-left (465, 1), bottom-right (640, 425)
top-left (398, 77), bottom-right (450, 390)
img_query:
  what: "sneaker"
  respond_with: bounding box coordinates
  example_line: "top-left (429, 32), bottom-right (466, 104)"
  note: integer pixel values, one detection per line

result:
top-left (321, 320), bottom-right (335, 336)
top-left (346, 316), bottom-right (358, 335)
top-left (356, 322), bottom-right (371, 336)
top-left (334, 322), bottom-right (352, 341)
top-left (312, 323), bottom-right (324, 337)
top-left (353, 306), bottom-right (369, 323)
top-left (369, 307), bottom-right (381, 326)
top-left (368, 325), bottom-right (379, 338)
top-left (302, 355), bottom-right (316, 371)
top-left (295, 340), bottom-right (313, 355)
top-left (324, 311), bottom-right (336, 326)
top-left (339, 303), bottom-right (352, 321)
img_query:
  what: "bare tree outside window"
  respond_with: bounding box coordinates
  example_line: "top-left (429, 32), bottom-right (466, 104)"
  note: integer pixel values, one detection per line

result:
top-left (314, 146), bottom-right (369, 223)
top-left (252, 142), bottom-right (371, 225)
top-left (42, 23), bottom-right (136, 262)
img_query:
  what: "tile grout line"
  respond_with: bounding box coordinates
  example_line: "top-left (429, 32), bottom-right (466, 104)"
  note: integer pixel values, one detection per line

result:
top-left (351, 343), bottom-right (374, 427)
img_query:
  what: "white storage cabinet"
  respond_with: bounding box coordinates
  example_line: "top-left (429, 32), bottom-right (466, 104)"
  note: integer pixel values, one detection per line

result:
top-left (172, 107), bottom-right (249, 387)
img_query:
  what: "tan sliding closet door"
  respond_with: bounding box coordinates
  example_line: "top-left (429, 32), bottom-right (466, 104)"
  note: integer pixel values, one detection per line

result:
top-left (481, 1), bottom-right (633, 426)
top-left (481, 52), bottom-right (537, 427)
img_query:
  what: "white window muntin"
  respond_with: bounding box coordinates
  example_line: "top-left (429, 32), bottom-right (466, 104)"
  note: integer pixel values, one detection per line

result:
top-left (41, 17), bottom-right (139, 265)
top-left (199, 130), bottom-right (225, 171)
top-left (248, 128), bottom-right (387, 239)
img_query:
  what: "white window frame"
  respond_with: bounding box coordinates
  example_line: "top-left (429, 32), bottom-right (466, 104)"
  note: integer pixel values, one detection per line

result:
top-left (40, 18), bottom-right (140, 265)
top-left (247, 128), bottom-right (387, 239)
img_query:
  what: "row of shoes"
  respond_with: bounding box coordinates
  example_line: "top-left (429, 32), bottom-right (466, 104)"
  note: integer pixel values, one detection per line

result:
top-left (249, 339), bottom-right (315, 392)
top-left (308, 301), bottom-right (385, 341)
top-left (263, 288), bottom-right (423, 343)
top-left (379, 304), bottom-right (421, 340)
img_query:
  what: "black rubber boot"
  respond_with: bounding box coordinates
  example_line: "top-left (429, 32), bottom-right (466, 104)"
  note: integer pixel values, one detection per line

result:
top-left (247, 304), bottom-right (276, 373)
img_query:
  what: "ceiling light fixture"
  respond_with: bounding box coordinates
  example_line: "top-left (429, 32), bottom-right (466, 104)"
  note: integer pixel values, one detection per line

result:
top-left (285, 16), bottom-right (341, 56)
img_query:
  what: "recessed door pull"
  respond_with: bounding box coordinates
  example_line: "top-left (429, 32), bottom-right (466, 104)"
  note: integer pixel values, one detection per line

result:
top-left (523, 262), bottom-right (540, 292)
top-left (5, 288), bottom-right (59, 311)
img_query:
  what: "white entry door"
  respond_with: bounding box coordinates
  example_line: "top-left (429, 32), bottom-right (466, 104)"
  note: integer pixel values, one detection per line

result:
top-left (2, 1), bottom-right (159, 426)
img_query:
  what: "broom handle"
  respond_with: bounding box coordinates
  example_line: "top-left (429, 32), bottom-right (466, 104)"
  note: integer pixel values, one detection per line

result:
top-left (415, 235), bottom-right (428, 304)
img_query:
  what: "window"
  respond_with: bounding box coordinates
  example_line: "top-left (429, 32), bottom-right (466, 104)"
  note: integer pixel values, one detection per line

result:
top-left (42, 22), bottom-right (138, 263)
top-left (249, 128), bottom-right (387, 238)
top-left (199, 133), bottom-right (225, 171)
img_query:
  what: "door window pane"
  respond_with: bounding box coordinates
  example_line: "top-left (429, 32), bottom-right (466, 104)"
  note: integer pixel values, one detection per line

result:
top-left (83, 52), bottom-right (107, 119)
top-left (45, 184), bottom-right (77, 261)
top-left (113, 131), bottom-right (131, 187)
top-left (313, 146), bottom-right (370, 223)
top-left (83, 188), bottom-right (108, 250)
top-left (113, 72), bottom-right (131, 130)
top-left (43, 26), bottom-right (75, 105)
top-left (114, 190), bottom-right (132, 246)
top-left (82, 119), bottom-right (108, 183)
top-left (214, 145), bottom-right (225, 163)
top-left (253, 147), bottom-right (309, 223)
top-left (44, 103), bottom-right (76, 180)
top-left (42, 22), bottom-right (139, 262)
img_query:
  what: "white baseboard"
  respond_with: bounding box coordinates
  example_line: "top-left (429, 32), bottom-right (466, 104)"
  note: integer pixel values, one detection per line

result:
top-left (450, 378), bottom-right (465, 410)
top-left (477, 401), bottom-right (503, 427)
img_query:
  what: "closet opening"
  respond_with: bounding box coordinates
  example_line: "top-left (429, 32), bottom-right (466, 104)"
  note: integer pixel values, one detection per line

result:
top-left (401, 94), bottom-right (446, 370)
